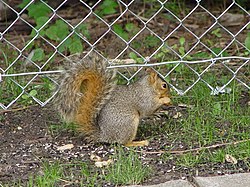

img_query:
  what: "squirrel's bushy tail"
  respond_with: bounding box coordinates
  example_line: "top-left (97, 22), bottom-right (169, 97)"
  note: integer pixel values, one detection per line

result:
top-left (54, 55), bottom-right (116, 142)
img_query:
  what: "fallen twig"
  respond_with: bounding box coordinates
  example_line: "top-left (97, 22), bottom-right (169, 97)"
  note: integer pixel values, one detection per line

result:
top-left (0, 104), bottom-right (37, 114)
top-left (137, 139), bottom-right (250, 155)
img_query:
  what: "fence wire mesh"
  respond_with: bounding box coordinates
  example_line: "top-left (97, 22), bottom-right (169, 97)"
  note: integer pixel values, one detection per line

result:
top-left (0, 0), bottom-right (249, 110)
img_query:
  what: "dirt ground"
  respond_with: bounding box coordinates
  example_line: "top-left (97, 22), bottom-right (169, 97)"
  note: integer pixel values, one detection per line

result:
top-left (0, 104), bottom-right (249, 186)
top-left (0, 1), bottom-right (249, 186)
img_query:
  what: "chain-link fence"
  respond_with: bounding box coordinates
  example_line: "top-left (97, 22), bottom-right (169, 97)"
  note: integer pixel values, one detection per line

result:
top-left (0, 0), bottom-right (249, 110)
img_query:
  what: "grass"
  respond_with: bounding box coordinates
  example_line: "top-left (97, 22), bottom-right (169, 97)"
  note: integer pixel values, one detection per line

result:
top-left (1, 69), bottom-right (249, 186)
top-left (156, 78), bottom-right (250, 169)
top-left (1, 148), bottom-right (150, 187)
top-left (1, 0), bottom-right (249, 186)
top-left (0, 42), bottom-right (56, 108)
top-left (28, 162), bottom-right (63, 187)
top-left (2, 69), bottom-right (249, 186)
top-left (49, 122), bottom-right (78, 135)
top-left (104, 147), bottom-right (151, 185)
top-left (2, 162), bottom-right (64, 187)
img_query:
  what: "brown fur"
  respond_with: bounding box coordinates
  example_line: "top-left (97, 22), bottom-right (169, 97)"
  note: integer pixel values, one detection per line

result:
top-left (74, 72), bottom-right (106, 133)
top-left (54, 56), bottom-right (171, 145)
top-left (53, 55), bottom-right (116, 142)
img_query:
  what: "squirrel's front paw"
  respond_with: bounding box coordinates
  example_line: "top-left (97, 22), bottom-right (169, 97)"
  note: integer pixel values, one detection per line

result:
top-left (160, 97), bottom-right (171, 105)
top-left (124, 140), bottom-right (149, 147)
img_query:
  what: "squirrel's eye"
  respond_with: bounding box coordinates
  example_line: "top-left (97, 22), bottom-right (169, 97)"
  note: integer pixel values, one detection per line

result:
top-left (162, 83), bottom-right (167, 89)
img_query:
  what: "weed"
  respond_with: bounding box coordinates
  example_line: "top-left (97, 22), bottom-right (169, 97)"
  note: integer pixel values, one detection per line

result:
top-left (30, 162), bottom-right (63, 187)
top-left (128, 52), bottom-right (144, 63)
top-left (157, 78), bottom-right (250, 169)
top-left (95, 0), bottom-right (118, 17)
top-left (49, 122), bottom-right (78, 135)
top-left (79, 162), bottom-right (99, 187)
top-left (113, 23), bottom-right (129, 41)
top-left (105, 147), bottom-right (151, 185)
top-left (244, 24), bottom-right (250, 50)
top-left (211, 28), bottom-right (222, 38)
top-left (164, 0), bottom-right (187, 16)
top-left (0, 162), bottom-right (64, 187)
top-left (18, 0), bottom-right (86, 54)
top-left (113, 22), bottom-right (140, 42)
top-left (0, 44), bottom-right (24, 106)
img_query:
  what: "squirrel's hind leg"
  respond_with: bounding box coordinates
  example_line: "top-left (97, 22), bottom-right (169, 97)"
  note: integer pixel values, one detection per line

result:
top-left (124, 140), bottom-right (149, 147)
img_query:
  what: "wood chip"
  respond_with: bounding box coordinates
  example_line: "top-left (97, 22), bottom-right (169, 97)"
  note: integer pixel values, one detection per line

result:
top-left (173, 112), bottom-right (182, 119)
top-left (94, 159), bottom-right (113, 168)
top-left (57, 144), bottom-right (74, 151)
top-left (225, 154), bottom-right (237, 164)
top-left (90, 154), bottom-right (102, 162)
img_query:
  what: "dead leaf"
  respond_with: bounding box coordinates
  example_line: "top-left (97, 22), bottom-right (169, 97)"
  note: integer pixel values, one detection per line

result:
top-left (225, 154), bottom-right (237, 164)
top-left (173, 112), bottom-right (182, 119)
top-left (90, 154), bottom-right (102, 162)
top-left (178, 103), bottom-right (194, 109)
top-left (95, 159), bottom-right (113, 168)
top-left (57, 144), bottom-right (74, 151)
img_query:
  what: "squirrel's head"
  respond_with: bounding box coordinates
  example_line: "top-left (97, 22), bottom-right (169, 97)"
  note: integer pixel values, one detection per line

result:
top-left (146, 68), bottom-right (171, 106)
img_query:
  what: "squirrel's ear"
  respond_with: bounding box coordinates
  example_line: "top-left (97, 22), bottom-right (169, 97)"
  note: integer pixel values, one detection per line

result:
top-left (146, 68), bottom-right (158, 84)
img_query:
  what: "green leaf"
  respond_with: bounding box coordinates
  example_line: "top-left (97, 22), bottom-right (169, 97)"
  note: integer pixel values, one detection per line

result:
top-left (179, 37), bottom-right (185, 46)
top-left (136, 58), bottom-right (144, 63)
top-left (99, 0), bottom-right (118, 15)
top-left (113, 24), bottom-right (123, 34)
top-left (76, 24), bottom-right (91, 39)
top-left (30, 29), bottom-right (37, 38)
top-left (58, 38), bottom-right (71, 53)
top-left (212, 47), bottom-right (222, 55)
top-left (32, 48), bottom-right (45, 62)
top-left (131, 41), bottom-right (141, 49)
top-left (178, 46), bottom-right (185, 56)
top-left (29, 90), bottom-right (38, 97)
top-left (192, 52), bottom-right (211, 58)
top-left (101, 0), bottom-right (118, 8)
top-left (68, 37), bottom-right (83, 54)
top-left (244, 32), bottom-right (250, 50)
top-left (45, 20), bottom-right (69, 41)
top-left (129, 52), bottom-right (138, 59)
top-left (113, 24), bottom-right (128, 41)
top-left (21, 94), bottom-right (29, 100)
top-left (18, 0), bottom-right (31, 9)
top-left (211, 28), bottom-right (222, 38)
top-left (161, 45), bottom-right (170, 53)
top-left (27, 2), bottom-right (51, 20)
top-left (45, 26), bottom-right (58, 40)
top-left (172, 44), bottom-right (178, 50)
top-left (186, 55), bottom-right (192, 60)
top-left (155, 52), bottom-right (165, 59)
top-left (125, 23), bottom-right (136, 32)
top-left (221, 51), bottom-right (229, 57)
top-left (30, 16), bottom-right (49, 37)
top-left (145, 35), bottom-right (160, 47)
top-left (206, 39), bottom-right (213, 47)
top-left (213, 102), bottom-right (221, 116)
top-left (102, 6), bottom-right (117, 15)
top-left (247, 23), bottom-right (250, 29)
top-left (56, 20), bottom-right (70, 39)
top-left (36, 16), bottom-right (49, 29)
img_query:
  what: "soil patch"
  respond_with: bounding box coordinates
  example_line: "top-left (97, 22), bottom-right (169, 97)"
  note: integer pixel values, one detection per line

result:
top-left (0, 105), bottom-right (249, 186)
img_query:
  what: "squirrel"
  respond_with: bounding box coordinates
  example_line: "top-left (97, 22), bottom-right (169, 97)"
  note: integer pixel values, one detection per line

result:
top-left (54, 54), bottom-right (171, 147)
